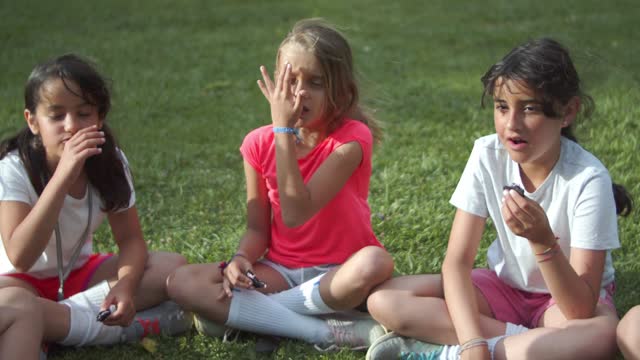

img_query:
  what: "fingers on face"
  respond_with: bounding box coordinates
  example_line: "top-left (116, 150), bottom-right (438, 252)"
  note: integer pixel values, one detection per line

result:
top-left (259, 65), bottom-right (274, 92)
top-left (68, 128), bottom-right (105, 148)
top-left (279, 63), bottom-right (291, 94)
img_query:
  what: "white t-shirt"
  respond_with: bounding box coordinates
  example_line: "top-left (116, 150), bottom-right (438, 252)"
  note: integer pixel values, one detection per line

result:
top-left (450, 134), bottom-right (619, 295)
top-left (0, 149), bottom-right (135, 278)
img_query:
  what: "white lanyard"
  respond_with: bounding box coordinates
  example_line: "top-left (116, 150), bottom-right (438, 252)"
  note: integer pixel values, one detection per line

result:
top-left (55, 188), bottom-right (93, 301)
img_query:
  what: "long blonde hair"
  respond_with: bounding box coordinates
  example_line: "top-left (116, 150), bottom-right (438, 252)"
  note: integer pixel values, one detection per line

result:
top-left (276, 18), bottom-right (383, 144)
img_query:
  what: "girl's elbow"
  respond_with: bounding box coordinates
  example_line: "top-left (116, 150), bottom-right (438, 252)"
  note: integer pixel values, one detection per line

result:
top-left (563, 304), bottom-right (597, 320)
top-left (7, 254), bottom-right (34, 273)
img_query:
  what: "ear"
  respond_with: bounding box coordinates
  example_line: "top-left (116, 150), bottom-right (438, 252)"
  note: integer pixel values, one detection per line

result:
top-left (24, 109), bottom-right (39, 135)
top-left (561, 96), bottom-right (580, 128)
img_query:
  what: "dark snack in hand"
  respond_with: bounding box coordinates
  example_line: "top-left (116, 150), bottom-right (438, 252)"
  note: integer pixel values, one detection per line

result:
top-left (503, 183), bottom-right (525, 197)
top-left (96, 305), bottom-right (116, 322)
top-left (246, 270), bottom-right (267, 289)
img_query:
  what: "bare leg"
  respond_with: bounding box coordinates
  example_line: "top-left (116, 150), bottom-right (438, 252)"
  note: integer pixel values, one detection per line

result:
top-left (367, 274), bottom-right (506, 344)
top-left (90, 251), bottom-right (187, 310)
top-left (167, 261), bottom-right (290, 324)
top-left (0, 287), bottom-right (44, 359)
top-left (495, 303), bottom-right (618, 360)
top-left (319, 246), bottom-right (394, 311)
top-left (0, 276), bottom-right (74, 343)
top-left (618, 305), bottom-right (640, 360)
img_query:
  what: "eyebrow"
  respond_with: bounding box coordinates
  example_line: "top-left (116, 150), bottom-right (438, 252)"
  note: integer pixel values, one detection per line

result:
top-left (494, 98), bottom-right (541, 104)
top-left (45, 102), bottom-right (91, 111)
top-left (46, 105), bottom-right (65, 111)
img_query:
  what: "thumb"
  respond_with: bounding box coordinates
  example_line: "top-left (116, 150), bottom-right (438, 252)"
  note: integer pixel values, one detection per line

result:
top-left (101, 294), bottom-right (116, 311)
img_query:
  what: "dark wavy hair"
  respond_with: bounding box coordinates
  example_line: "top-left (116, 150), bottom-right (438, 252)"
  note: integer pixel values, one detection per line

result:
top-left (480, 38), bottom-right (632, 216)
top-left (0, 54), bottom-right (131, 212)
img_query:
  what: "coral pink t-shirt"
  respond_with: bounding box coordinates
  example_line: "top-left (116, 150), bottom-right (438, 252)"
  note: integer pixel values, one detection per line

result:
top-left (240, 119), bottom-right (382, 268)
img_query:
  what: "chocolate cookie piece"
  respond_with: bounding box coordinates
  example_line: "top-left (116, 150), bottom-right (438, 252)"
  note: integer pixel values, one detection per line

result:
top-left (503, 183), bottom-right (525, 197)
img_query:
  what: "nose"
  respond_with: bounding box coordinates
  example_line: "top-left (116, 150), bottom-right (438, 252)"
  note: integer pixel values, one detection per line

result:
top-left (505, 110), bottom-right (523, 130)
top-left (63, 114), bottom-right (80, 133)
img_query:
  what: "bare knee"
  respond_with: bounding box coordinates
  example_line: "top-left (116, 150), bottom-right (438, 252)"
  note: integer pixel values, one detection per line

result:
top-left (579, 316), bottom-right (619, 359)
top-left (0, 287), bottom-right (43, 325)
top-left (367, 288), bottom-right (393, 325)
top-left (618, 305), bottom-right (640, 358)
top-left (367, 285), bottom-right (411, 332)
top-left (148, 251), bottom-right (188, 275)
top-left (350, 246), bottom-right (394, 289)
top-left (167, 264), bottom-right (218, 307)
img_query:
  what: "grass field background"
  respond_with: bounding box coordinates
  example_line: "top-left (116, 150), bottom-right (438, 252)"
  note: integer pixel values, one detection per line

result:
top-left (1, 0), bottom-right (639, 358)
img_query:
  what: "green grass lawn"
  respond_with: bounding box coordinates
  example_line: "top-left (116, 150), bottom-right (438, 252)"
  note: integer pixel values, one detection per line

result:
top-left (1, 0), bottom-right (639, 358)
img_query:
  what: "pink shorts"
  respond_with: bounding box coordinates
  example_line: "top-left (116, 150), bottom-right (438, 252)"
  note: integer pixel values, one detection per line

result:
top-left (471, 268), bottom-right (616, 328)
top-left (2, 253), bottom-right (112, 301)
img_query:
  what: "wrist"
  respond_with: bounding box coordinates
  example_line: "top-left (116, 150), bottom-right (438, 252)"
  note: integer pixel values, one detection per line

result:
top-left (112, 277), bottom-right (137, 296)
top-left (529, 230), bottom-right (557, 249)
top-left (458, 338), bottom-right (488, 357)
top-left (531, 234), bottom-right (560, 263)
top-left (273, 126), bottom-right (302, 143)
top-left (232, 252), bottom-right (250, 262)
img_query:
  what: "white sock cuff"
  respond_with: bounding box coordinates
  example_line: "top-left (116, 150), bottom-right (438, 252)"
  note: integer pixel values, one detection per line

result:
top-left (304, 274), bottom-right (332, 314)
top-left (268, 273), bottom-right (333, 315)
top-left (487, 335), bottom-right (506, 360)
top-left (60, 280), bottom-right (110, 312)
top-left (505, 322), bottom-right (529, 336)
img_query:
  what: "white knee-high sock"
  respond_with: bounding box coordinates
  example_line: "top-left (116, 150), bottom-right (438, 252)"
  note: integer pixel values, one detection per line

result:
top-left (59, 306), bottom-right (123, 346)
top-left (268, 273), bottom-right (333, 315)
top-left (226, 288), bottom-right (331, 344)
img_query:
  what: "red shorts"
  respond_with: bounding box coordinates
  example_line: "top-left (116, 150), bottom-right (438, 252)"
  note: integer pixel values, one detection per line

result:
top-left (471, 268), bottom-right (616, 328)
top-left (2, 253), bottom-right (112, 301)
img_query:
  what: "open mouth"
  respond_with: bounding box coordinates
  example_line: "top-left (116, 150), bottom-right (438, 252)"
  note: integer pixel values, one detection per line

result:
top-left (509, 137), bottom-right (527, 145)
top-left (301, 106), bottom-right (310, 115)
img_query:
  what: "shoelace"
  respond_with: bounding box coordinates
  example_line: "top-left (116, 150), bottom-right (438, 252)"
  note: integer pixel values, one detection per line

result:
top-left (333, 325), bottom-right (362, 346)
top-left (314, 343), bottom-right (340, 352)
top-left (315, 321), bottom-right (367, 351)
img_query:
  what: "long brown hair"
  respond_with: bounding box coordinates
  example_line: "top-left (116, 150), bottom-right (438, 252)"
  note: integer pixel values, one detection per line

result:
top-left (276, 18), bottom-right (383, 144)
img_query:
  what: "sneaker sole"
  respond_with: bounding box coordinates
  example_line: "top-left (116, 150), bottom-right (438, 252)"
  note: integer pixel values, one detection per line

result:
top-left (366, 331), bottom-right (402, 360)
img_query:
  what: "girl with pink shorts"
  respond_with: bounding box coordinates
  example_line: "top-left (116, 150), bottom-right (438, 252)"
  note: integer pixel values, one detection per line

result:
top-left (365, 38), bottom-right (633, 360)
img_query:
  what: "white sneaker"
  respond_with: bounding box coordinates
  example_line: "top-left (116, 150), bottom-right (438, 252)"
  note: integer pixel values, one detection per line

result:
top-left (366, 332), bottom-right (444, 360)
top-left (121, 301), bottom-right (193, 342)
top-left (316, 315), bottom-right (387, 351)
